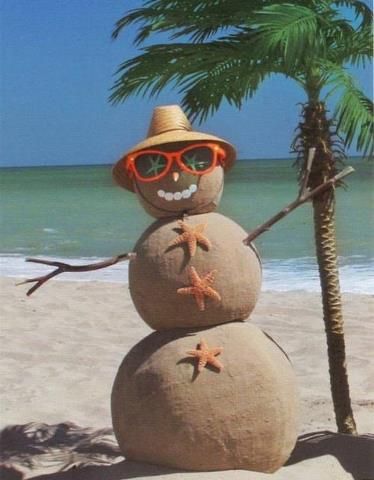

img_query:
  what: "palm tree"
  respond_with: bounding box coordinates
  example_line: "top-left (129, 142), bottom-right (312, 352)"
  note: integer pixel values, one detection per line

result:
top-left (110, 0), bottom-right (373, 434)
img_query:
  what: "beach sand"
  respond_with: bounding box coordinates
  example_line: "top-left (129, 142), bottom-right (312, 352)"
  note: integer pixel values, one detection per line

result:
top-left (0, 277), bottom-right (373, 479)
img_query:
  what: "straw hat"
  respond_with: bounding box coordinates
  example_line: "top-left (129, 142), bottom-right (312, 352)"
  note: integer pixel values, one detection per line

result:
top-left (112, 105), bottom-right (236, 191)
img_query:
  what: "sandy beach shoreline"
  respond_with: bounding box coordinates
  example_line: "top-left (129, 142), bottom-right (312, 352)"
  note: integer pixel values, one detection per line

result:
top-left (1, 276), bottom-right (373, 478)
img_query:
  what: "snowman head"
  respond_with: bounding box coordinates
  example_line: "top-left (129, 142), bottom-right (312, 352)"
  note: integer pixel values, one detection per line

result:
top-left (113, 105), bottom-right (236, 218)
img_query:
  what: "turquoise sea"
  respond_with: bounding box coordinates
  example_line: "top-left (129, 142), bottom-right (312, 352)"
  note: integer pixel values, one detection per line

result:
top-left (0, 159), bottom-right (373, 293)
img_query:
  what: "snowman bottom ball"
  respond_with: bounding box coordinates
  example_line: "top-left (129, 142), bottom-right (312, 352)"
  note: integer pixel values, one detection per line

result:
top-left (111, 322), bottom-right (298, 472)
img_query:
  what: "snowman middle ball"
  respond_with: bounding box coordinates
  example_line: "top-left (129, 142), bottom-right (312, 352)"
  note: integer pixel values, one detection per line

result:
top-left (129, 212), bottom-right (262, 330)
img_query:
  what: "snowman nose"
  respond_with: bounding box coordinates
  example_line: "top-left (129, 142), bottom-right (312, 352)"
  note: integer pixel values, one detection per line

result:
top-left (172, 171), bottom-right (180, 182)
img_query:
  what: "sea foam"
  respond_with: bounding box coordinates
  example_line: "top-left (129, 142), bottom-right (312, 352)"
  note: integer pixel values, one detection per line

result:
top-left (1, 254), bottom-right (372, 294)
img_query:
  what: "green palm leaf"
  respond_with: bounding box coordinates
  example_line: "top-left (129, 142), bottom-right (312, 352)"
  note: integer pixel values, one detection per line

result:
top-left (249, 4), bottom-right (324, 69)
top-left (180, 64), bottom-right (271, 122)
top-left (332, 0), bottom-right (372, 27)
top-left (110, 41), bottom-right (244, 103)
top-left (324, 63), bottom-right (373, 156)
top-left (112, 0), bottom-right (269, 44)
top-left (333, 26), bottom-right (372, 67)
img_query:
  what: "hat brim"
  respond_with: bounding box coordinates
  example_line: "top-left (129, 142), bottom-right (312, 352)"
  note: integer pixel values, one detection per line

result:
top-left (112, 130), bottom-right (236, 192)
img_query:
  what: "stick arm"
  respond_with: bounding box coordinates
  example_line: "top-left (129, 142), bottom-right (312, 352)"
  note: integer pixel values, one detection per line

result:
top-left (244, 166), bottom-right (354, 245)
top-left (17, 252), bottom-right (136, 296)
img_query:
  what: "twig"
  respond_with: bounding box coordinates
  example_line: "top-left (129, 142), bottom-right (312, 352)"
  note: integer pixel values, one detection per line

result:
top-left (244, 166), bottom-right (354, 245)
top-left (298, 147), bottom-right (316, 199)
top-left (17, 253), bottom-right (136, 296)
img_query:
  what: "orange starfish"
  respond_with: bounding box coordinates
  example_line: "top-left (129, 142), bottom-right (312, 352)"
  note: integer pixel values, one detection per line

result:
top-left (169, 220), bottom-right (212, 257)
top-left (177, 266), bottom-right (221, 311)
top-left (187, 338), bottom-right (224, 372)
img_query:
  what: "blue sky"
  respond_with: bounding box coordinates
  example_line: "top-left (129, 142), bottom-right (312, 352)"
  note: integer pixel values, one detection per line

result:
top-left (0, 0), bottom-right (372, 167)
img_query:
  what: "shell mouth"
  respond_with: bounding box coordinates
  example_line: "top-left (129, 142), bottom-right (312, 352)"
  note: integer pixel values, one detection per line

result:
top-left (157, 184), bottom-right (197, 202)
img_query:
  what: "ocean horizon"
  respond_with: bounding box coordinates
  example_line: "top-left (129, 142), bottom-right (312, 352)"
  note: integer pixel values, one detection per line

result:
top-left (1, 158), bottom-right (373, 293)
top-left (0, 155), bottom-right (366, 170)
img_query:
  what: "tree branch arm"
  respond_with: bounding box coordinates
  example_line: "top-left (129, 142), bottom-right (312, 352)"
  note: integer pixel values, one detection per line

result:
top-left (17, 253), bottom-right (136, 296)
top-left (244, 166), bottom-right (354, 245)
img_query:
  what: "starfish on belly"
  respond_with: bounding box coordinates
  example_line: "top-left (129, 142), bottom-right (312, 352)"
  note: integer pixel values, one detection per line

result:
top-left (169, 220), bottom-right (212, 257)
top-left (187, 338), bottom-right (224, 372)
top-left (177, 266), bottom-right (221, 311)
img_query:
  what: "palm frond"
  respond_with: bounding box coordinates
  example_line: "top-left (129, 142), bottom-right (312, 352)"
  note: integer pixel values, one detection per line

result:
top-left (324, 63), bottom-right (373, 156)
top-left (332, 0), bottom-right (373, 27)
top-left (109, 36), bottom-right (285, 122)
top-left (180, 62), bottom-right (274, 122)
top-left (320, 4), bottom-right (372, 67)
top-left (112, 0), bottom-right (269, 44)
top-left (109, 41), bottom-right (241, 103)
top-left (334, 26), bottom-right (373, 67)
top-left (249, 4), bottom-right (326, 69)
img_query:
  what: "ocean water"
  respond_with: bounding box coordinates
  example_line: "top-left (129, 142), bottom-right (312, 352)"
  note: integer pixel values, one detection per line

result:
top-left (0, 159), bottom-right (373, 293)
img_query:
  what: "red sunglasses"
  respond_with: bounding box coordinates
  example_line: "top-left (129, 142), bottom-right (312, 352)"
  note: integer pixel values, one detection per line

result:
top-left (124, 143), bottom-right (226, 182)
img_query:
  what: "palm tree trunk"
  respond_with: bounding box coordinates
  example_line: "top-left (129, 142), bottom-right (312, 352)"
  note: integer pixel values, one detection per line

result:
top-left (294, 102), bottom-right (357, 434)
top-left (313, 192), bottom-right (357, 434)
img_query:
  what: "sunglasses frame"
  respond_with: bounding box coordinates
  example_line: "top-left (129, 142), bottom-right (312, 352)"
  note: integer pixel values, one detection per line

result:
top-left (124, 142), bottom-right (226, 182)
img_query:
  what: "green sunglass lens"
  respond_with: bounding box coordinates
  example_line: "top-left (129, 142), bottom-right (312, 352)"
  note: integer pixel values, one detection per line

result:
top-left (134, 153), bottom-right (168, 178)
top-left (181, 147), bottom-right (214, 172)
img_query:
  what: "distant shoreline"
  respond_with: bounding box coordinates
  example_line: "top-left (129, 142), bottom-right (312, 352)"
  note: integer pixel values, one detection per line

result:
top-left (0, 155), bottom-right (366, 169)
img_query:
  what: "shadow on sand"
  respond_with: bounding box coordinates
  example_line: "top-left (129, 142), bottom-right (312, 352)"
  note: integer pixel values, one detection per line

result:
top-left (286, 430), bottom-right (374, 480)
top-left (27, 461), bottom-right (184, 480)
top-left (1, 424), bottom-right (373, 479)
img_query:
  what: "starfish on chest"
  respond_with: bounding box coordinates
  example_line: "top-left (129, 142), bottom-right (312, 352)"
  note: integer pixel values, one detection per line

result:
top-left (177, 266), bottom-right (221, 311)
top-left (169, 220), bottom-right (212, 257)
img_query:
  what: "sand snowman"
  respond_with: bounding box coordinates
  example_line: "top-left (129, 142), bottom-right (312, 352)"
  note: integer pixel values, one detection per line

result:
top-left (110, 105), bottom-right (298, 473)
